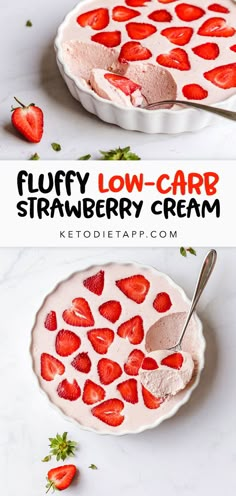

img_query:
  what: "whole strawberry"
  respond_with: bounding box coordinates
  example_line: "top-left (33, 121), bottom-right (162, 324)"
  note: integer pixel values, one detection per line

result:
top-left (11, 97), bottom-right (44, 143)
top-left (46, 465), bottom-right (77, 493)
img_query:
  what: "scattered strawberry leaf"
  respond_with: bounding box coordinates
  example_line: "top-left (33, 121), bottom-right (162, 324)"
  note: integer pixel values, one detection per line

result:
top-left (26, 20), bottom-right (32, 27)
top-left (78, 154), bottom-right (91, 160)
top-left (89, 464), bottom-right (98, 470)
top-left (51, 142), bottom-right (61, 152)
top-left (42, 432), bottom-right (78, 462)
top-left (180, 247), bottom-right (197, 257)
top-left (30, 153), bottom-right (40, 160)
top-left (100, 146), bottom-right (140, 160)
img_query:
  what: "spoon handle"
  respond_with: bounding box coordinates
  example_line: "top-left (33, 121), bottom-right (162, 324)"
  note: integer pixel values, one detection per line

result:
top-left (145, 100), bottom-right (236, 121)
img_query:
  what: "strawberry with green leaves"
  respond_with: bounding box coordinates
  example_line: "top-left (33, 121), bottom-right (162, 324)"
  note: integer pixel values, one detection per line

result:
top-left (11, 97), bottom-right (44, 143)
top-left (46, 465), bottom-right (77, 493)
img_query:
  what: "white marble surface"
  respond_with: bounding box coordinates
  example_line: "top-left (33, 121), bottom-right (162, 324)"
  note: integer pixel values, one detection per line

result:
top-left (0, 247), bottom-right (236, 495)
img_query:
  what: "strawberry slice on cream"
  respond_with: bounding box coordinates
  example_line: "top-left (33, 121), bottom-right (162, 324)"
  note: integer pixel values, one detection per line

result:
top-left (90, 68), bottom-right (145, 107)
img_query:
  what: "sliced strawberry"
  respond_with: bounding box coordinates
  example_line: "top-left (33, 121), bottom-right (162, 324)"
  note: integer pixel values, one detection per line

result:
top-left (142, 386), bottom-right (163, 409)
top-left (157, 48), bottom-right (191, 70)
top-left (97, 358), bottom-right (122, 385)
top-left (230, 45), bottom-right (236, 53)
top-left (47, 465), bottom-right (77, 492)
top-left (126, 22), bottom-right (157, 40)
top-left (116, 274), bottom-right (150, 303)
top-left (198, 17), bottom-right (235, 37)
top-left (57, 379), bottom-right (81, 401)
top-left (183, 83), bottom-right (208, 100)
top-left (71, 352), bottom-right (91, 373)
top-left (161, 26), bottom-right (193, 46)
top-left (117, 316), bottom-right (144, 345)
top-left (124, 349), bottom-right (145, 376)
top-left (91, 31), bottom-right (121, 48)
top-left (175, 3), bottom-right (205, 21)
top-left (153, 292), bottom-right (172, 313)
top-left (55, 330), bottom-right (81, 357)
top-left (104, 73), bottom-right (141, 96)
top-left (161, 352), bottom-right (184, 369)
top-left (87, 328), bottom-right (114, 354)
top-left (192, 42), bottom-right (219, 60)
top-left (82, 379), bottom-right (105, 405)
top-left (112, 6), bottom-right (140, 22)
top-left (77, 8), bottom-right (109, 30)
top-left (158, 0), bottom-right (178, 3)
top-left (141, 357), bottom-right (158, 370)
top-left (63, 298), bottom-right (94, 327)
top-left (148, 10), bottom-right (172, 22)
top-left (119, 41), bottom-right (152, 62)
top-left (92, 398), bottom-right (124, 427)
top-left (11, 98), bottom-right (44, 143)
top-left (117, 378), bottom-right (138, 404)
top-left (41, 353), bottom-right (65, 382)
top-left (208, 3), bottom-right (230, 13)
top-left (44, 311), bottom-right (57, 331)
top-left (99, 299), bottom-right (122, 323)
top-left (83, 270), bottom-right (104, 295)
top-left (126, 0), bottom-right (150, 5)
top-left (204, 63), bottom-right (236, 89)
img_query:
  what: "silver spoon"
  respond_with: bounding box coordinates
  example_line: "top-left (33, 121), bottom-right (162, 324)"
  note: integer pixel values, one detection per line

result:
top-left (168, 249), bottom-right (217, 352)
top-left (144, 100), bottom-right (236, 121)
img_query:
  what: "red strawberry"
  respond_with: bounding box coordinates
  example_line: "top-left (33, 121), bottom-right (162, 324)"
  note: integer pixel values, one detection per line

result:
top-left (117, 316), bottom-right (144, 345)
top-left (124, 349), bottom-right (145, 375)
top-left (126, 22), bottom-right (157, 40)
top-left (97, 358), bottom-right (122, 385)
top-left (91, 31), bottom-right (121, 48)
top-left (44, 311), bottom-right (57, 331)
top-left (87, 328), bottom-right (114, 354)
top-left (141, 357), bottom-right (158, 370)
top-left (230, 45), bottom-right (236, 53)
top-left (105, 73), bottom-right (141, 95)
top-left (77, 8), bottom-right (109, 30)
top-left (208, 3), bottom-right (230, 13)
top-left (83, 270), bottom-right (104, 295)
top-left (99, 300), bottom-right (122, 323)
top-left (41, 353), bottom-right (65, 382)
top-left (183, 83), bottom-right (208, 100)
top-left (117, 378), bottom-right (138, 404)
top-left (198, 18), bottom-right (235, 37)
top-left (161, 352), bottom-right (184, 369)
top-left (157, 48), bottom-right (191, 70)
top-left (142, 386), bottom-right (163, 409)
top-left (57, 379), bottom-right (81, 401)
top-left (158, 0), bottom-right (178, 3)
top-left (82, 379), bottom-right (105, 405)
top-left (55, 330), bottom-right (81, 357)
top-left (148, 10), bottom-right (173, 22)
top-left (92, 398), bottom-right (124, 427)
top-left (71, 352), bottom-right (91, 373)
top-left (116, 274), bottom-right (150, 303)
top-left (112, 6), bottom-right (140, 21)
top-left (204, 63), bottom-right (236, 89)
top-left (153, 292), bottom-right (172, 313)
top-left (11, 97), bottom-right (44, 143)
top-left (192, 42), bottom-right (219, 60)
top-left (63, 298), bottom-right (94, 327)
top-left (47, 465), bottom-right (77, 492)
top-left (175, 3), bottom-right (205, 21)
top-left (126, 0), bottom-right (150, 5)
top-left (119, 41), bottom-right (152, 62)
top-left (161, 26), bottom-right (193, 46)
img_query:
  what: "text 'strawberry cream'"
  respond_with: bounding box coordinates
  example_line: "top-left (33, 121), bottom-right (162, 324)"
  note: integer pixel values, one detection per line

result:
top-left (31, 263), bottom-right (204, 434)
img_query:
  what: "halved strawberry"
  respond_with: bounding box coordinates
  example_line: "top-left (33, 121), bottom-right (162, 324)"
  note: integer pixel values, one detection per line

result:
top-left (112, 6), bottom-right (140, 22)
top-left (148, 10), bottom-right (172, 22)
top-left (91, 31), bottom-right (121, 48)
top-left (117, 378), bottom-right (138, 404)
top-left (208, 3), bottom-right (230, 13)
top-left (204, 63), bottom-right (236, 89)
top-left (192, 42), bottom-right (219, 60)
top-left (63, 298), bottom-right (94, 327)
top-left (57, 379), bottom-right (81, 401)
top-left (92, 398), bottom-right (124, 426)
top-left (83, 270), bottom-right (104, 295)
top-left (119, 41), bottom-right (152, 62)
top-left (141, 357), bottom-right (158, 370)
top-left (97, 358), bottom-right (122, 385)
top-left (126, 0), bottom-right (150, 5)
top-left (41, 353), bottom-right (65, 382)
top-left (161, 26), bottom-right (193, 46)
top-left (11, 97), bottom-right (44, 143)
top-left (104, 73), bottom-right (141, 96)
top-left (142, 385), bottom-right (163, 409)
top-left (161, 352), bottom-right (184, 369)
top-left (157, 48), bottom-right (191, 70)
top-left (87, 328), bottom-right (114, 354)
top-left (198, 17), bottom-right (235, 37)
top-left (55, 330), bottom-right (81, 357)
top-left (44, 311), bottom-right (57, 331)
top-left (99, 299), bottom-right (122, 323)
top-left (71, 352), bottom-right (91, 373)
top-left (175, 3), bottom-right (205, 21)
top-left (124, 349), bottom-right (145, 375)
top-left (126, 22), bottom-right (157, 40)
top-left (77, 8), bottom-right (109, 30)
top-left (116, 274), bottom-right (150, 303)
top-left (153, 292), bottom-right (172, 313)
top-left (82, 379), bottom-right (105, 405)
top-left (183, 83), bottom-right (208, 100)
top-left (47, 465), bottom-right (77, 492)
top-left (230, 45), bottom-right (236, 53)
top-left (117, 316), bottom-right (144, 345)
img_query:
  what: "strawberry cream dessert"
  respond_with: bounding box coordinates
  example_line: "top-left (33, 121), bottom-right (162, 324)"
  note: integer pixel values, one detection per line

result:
top-left (31, 263), bottom-right (204, 434)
